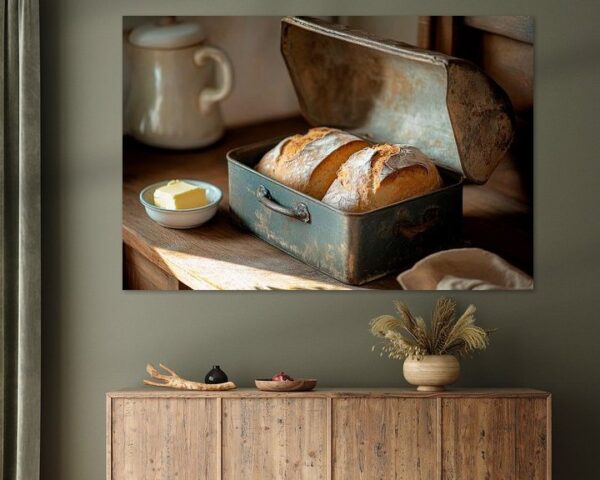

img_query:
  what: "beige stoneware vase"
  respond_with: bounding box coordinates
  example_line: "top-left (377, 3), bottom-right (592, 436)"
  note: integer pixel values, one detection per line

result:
top-left (403, 354), bottom-right (460, 391)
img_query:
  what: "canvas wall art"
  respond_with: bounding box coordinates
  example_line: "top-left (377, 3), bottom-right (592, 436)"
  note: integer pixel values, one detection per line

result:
top-left (122, 16), bottom-right (534, 291)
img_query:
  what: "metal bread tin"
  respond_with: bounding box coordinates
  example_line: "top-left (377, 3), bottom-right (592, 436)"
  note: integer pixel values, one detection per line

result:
top-left (227, 17), bottom-right (514, 285)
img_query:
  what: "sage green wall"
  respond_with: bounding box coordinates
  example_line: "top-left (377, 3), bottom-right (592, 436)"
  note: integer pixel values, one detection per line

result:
top-left (40, 1), bottom-right (600, 479)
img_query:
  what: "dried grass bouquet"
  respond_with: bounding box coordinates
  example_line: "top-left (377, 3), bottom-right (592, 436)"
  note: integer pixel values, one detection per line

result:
top-left (370, 297), bottom-right (494, 360)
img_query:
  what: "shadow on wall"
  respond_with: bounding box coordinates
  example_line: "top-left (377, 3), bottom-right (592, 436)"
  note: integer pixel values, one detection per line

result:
top-left (123, 16), bottom-right (419, 128)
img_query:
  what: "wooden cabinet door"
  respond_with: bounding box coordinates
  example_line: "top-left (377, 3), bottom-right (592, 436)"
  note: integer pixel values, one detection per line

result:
top-left (442, 398), bottom-right (516, 479)
top-left (441, 398), bottom-right (549, 480)
top-left (332, 398), bottom-right (437, 480)
top-left (108, 391), bottom-right (549, 480)
top-left (222, 397), bottom-right (328, 480)
top-left (109, 397), bottom-right (219, 480)
top-left (515, 398), bottom-right (550, 480)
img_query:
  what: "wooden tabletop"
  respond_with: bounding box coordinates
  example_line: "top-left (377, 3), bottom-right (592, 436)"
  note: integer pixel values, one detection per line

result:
top-left (108, 387), bottom-right (550, 399)
top-left (123, 117), bottom-right (532, 290)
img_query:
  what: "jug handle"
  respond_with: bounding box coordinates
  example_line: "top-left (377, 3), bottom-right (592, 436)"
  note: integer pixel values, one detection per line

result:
top-left (194, 46), bottom-right (233, 114)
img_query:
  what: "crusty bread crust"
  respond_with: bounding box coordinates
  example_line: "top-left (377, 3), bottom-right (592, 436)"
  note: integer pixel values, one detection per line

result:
top-left (256, 127), bottom-right (368, 199)
top-left (322, 144), bottom-right (442, 212)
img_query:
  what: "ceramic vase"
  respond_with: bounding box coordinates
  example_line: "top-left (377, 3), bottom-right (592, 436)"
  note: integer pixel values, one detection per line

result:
top-left (403, 355), bottom-right (460, 391)
top-left (205, 365), bottom-right (228, 384)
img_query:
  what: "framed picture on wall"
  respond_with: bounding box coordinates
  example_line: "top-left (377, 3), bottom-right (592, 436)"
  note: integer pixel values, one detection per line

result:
top-left (122, 15), bottom-right (534, 291)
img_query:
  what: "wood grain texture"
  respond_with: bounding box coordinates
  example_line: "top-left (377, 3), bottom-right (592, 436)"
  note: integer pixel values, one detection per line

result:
top-left (417, 16), bottom-right (433, 50)
top-left (123, 244), bottom-right (188, 290)
top-left (332, 398), bottom-right (437, 480)
top-left (477, 33), bottom-right (534, 113)
top-left (110, 398), bottom-right (219, 480)
top-left (464, 16), bottom-right (534, 44)
top-left (107, 389), bottom-right (550, 480)
top-left (326, 397), bottom-right (332, 480)
top-left (417, 16), bottom-right (457, 54)
top-left (107, 396), bottom-right (113, 480)
top-left (123, 116), bottom-right (533, 289)
top-left (222, 398), bottom-right (328, 480)
top-left (442, 398), bottom-right (517, 479)
top-left (217, 397), bottom-right (223, 479)
top-left (516, 398), bottom-right (550, 480)
top-left (108, 387), bottom-right (550, 399)
top-left (547, 397), bottom-right (552, 480)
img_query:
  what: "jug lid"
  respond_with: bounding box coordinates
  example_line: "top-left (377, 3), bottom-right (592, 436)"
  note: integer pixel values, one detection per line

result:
top-left (129, 17), bottom-right (205, 49)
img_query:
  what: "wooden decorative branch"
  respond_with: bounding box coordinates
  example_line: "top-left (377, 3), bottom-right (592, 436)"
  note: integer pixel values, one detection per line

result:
top-left (144, 363), bottom-right (236, 391)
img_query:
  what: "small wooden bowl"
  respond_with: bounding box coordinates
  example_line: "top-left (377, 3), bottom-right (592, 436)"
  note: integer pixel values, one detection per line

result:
top-left (255, 379), bottom-right (317, 392)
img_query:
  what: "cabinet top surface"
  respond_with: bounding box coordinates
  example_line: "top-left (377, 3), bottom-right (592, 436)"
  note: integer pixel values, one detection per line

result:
top-left (107, 387), bottom-right (550, 399)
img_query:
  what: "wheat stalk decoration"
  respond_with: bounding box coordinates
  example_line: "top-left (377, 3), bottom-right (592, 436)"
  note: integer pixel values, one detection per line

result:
top-left (370, 298), bottom-right (494, 360)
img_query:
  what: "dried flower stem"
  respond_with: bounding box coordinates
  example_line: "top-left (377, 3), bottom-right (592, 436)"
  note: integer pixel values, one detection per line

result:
top-left (370, 298), bottom-right (493, 360)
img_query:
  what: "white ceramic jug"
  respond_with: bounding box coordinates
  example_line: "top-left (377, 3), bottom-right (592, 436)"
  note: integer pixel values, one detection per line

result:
top-left (124, 18), bottom-right (233, 149)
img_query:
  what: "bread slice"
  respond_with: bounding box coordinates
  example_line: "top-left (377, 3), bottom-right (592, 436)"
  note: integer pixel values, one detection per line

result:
top-left (255, 127), bottom-right (368, 199)
top-left (322, 144), bottom-right (442, 212)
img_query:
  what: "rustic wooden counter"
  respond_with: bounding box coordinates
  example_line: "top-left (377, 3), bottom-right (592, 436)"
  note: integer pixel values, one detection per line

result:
top-left (123, 117), bottom-right (532, 290)
top-left (107, 387), bottom-right (550, 479)
top-left (108, 387), bottom-right (549, 399)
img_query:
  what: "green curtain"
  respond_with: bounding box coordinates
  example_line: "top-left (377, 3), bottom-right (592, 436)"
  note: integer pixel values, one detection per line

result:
top-left (1, 0), bottom-right (41, 479)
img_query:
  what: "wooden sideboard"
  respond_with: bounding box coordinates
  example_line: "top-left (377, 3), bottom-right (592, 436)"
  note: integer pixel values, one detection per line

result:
top-left (107, 388), bottom-right (550, 479)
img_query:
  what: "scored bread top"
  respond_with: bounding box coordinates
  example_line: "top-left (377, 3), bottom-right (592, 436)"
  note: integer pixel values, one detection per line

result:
top-left (256, 127), bottom-right (332, 178)
top-left (256, 127), bottom-right (368, 199)
top-left (322, 144), bottom-right (442, 212)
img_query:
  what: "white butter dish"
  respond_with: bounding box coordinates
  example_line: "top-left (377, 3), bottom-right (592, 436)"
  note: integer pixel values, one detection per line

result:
top-left (139, 179), bottom-right (222, 229)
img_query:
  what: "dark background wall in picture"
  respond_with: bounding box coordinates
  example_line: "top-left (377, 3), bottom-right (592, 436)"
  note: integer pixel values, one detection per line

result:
top-left (40, 0), bottom-right (599, 479)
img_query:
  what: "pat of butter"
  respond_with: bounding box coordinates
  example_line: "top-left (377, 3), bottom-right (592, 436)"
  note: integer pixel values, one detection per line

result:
top-left (153, 180), bottom-right (207, 210)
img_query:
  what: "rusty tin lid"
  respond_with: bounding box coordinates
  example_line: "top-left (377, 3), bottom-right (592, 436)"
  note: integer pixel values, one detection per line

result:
top-left (281, 17), bottom-right (514, 183)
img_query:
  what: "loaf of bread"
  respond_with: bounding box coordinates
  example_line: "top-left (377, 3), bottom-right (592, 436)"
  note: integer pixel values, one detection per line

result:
top-left (255, 127), bottom-right (368, 199)
top-left (321, 144), bottom-right (442, 212)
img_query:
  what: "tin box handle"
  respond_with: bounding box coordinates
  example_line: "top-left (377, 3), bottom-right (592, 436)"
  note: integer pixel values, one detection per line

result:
top-left (256, 186), bottom-right (310, 223)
